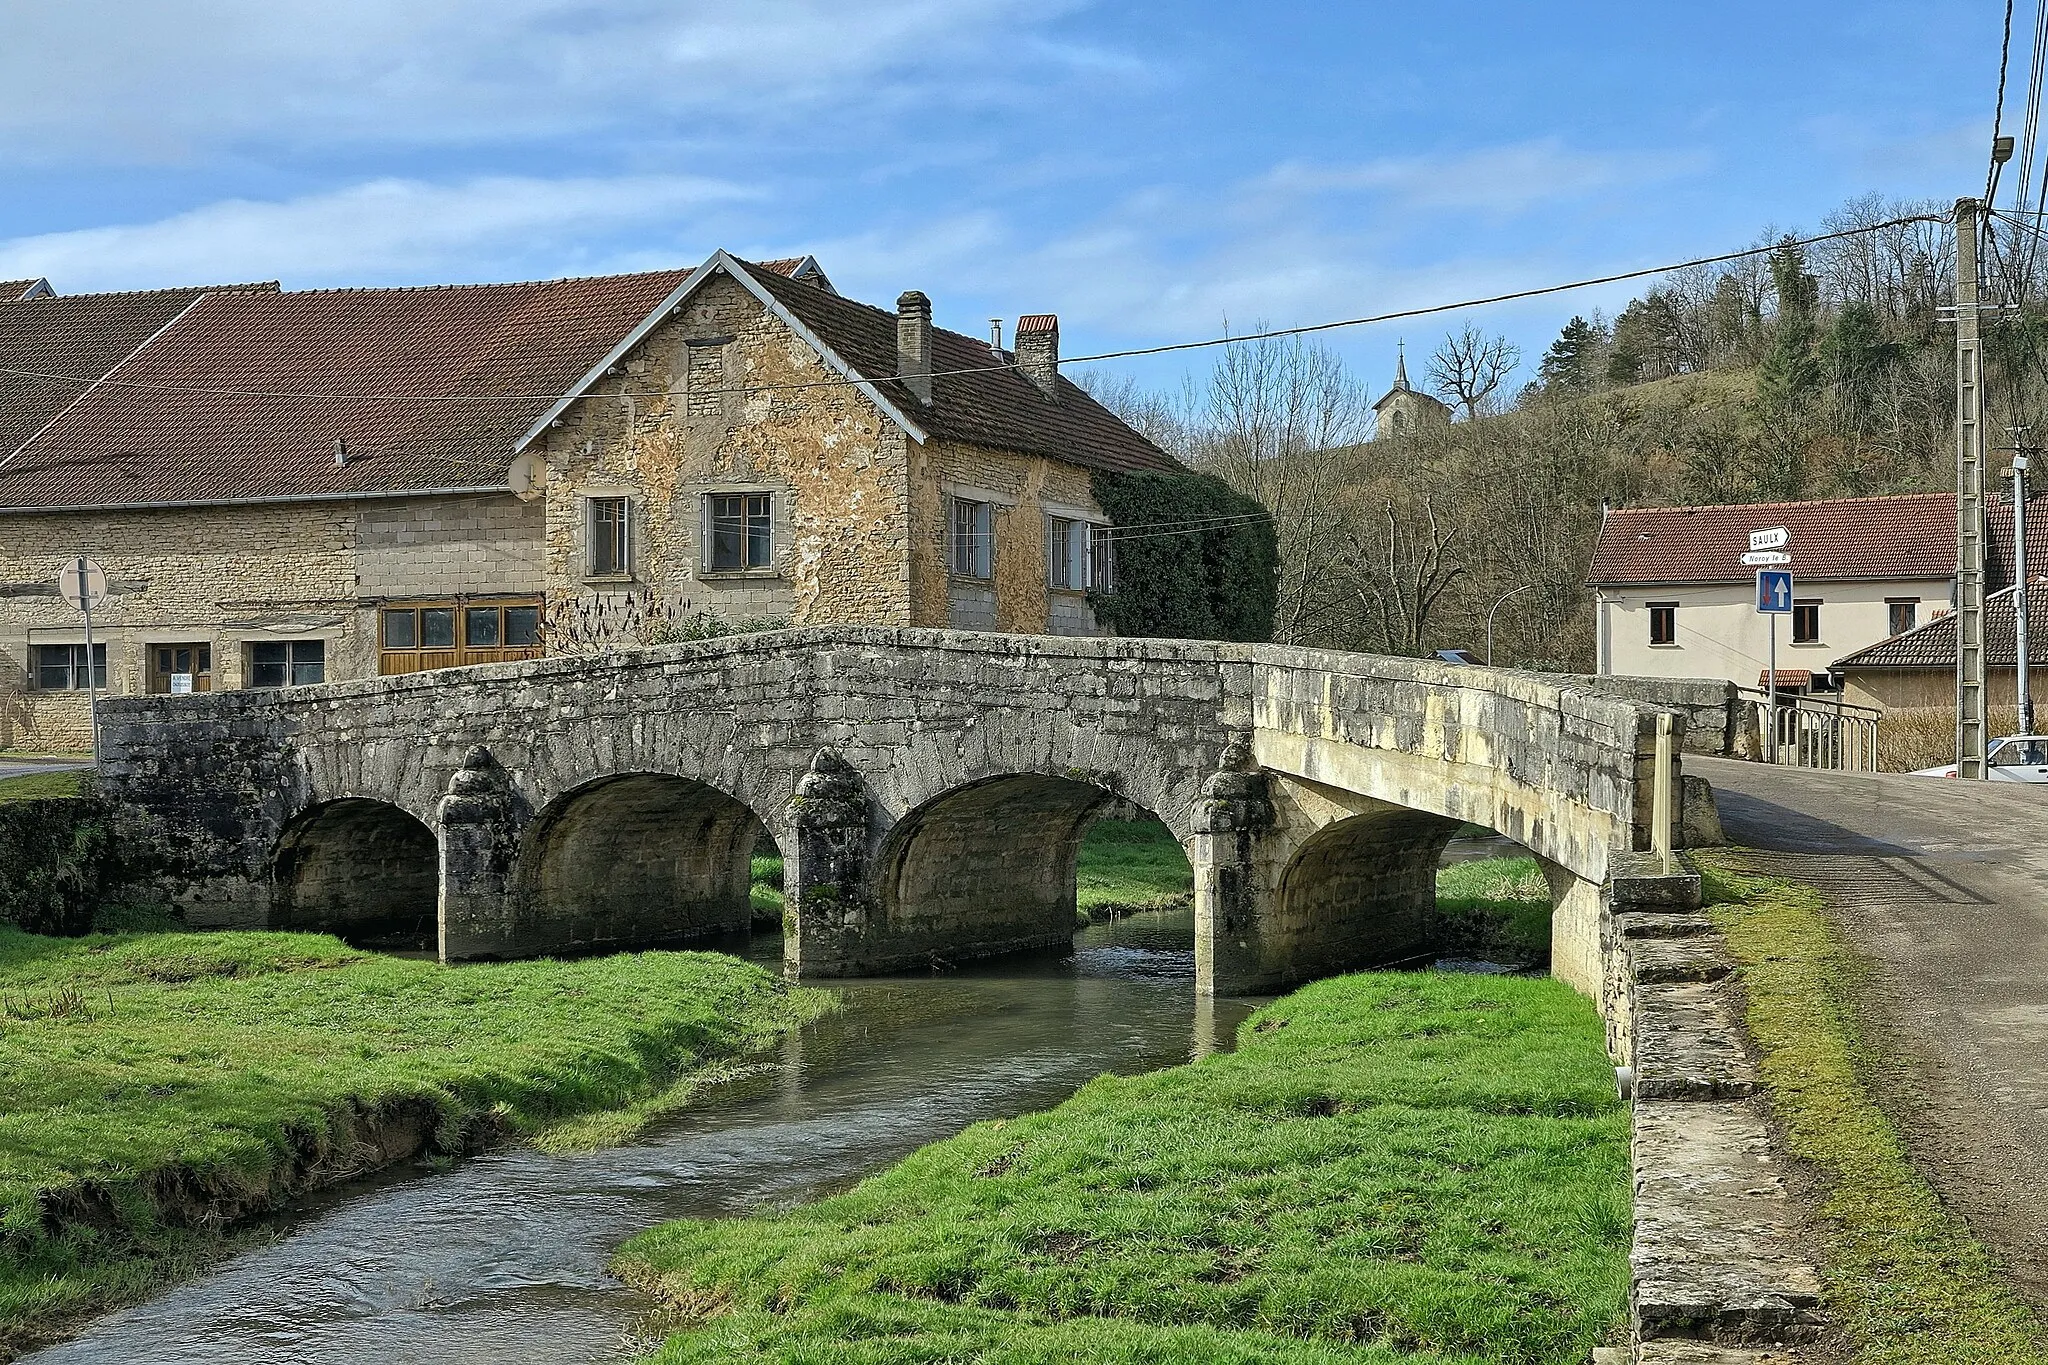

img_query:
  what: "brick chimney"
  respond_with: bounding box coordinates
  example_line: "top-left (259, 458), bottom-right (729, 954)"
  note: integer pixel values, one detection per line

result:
top-left (1015, 314), bottom-right (1059, 399)
top-left (896, 290), bottom-right (933, 405)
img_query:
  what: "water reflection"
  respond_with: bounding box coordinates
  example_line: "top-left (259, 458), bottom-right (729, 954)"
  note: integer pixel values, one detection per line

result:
top-left (28, 906), bottom-right (1255, 1365)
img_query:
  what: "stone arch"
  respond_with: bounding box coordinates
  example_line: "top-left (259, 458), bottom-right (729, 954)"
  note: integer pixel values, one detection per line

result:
top-left (515, 772), bottom-right (774, 953)
top-left (1263, 805), bottom-right (1463, 983)
top-left (272, 798), bottom-right (439, 947)
top-left (861, 772), bottom-right (1151, 972)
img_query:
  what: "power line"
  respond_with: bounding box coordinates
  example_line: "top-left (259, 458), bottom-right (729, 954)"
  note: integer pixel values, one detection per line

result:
top-left (1991, 0), bottom-right (2018, 204)
top-left (0, 212), bottom-right (1952, 408)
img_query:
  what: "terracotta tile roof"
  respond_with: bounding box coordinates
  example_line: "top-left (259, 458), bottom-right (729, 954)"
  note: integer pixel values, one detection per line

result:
top-left (0, 255), bottom-right (1174, 510)
top-left (1759, 668), bottom-right (1814, 688)
top-left (1589, 493), bottom-right (2048, 589)
top-left (0, 270), bottom-right (700, 509)
top-left (734, 260), bottom-right (1181, 476)
top-left (0, 283), bottom-right (279, 466)
top-left (1834, 586), bottom-right (2048, 669)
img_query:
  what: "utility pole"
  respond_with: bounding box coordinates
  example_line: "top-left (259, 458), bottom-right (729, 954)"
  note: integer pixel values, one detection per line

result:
top-left (2015, 437), bottom-right (2034, 735)
top-left (1955, 197), bottom-right (1991, 778)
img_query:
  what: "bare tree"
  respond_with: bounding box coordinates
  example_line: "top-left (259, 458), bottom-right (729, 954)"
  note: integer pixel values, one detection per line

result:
top-left (1426, 323), bottom-right (1521, 419)
top-left (1188, 333), bottom-right (1374, 645)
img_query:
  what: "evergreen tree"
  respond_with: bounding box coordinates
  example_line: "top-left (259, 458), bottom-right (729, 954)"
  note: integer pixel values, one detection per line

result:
top-left (1538, 316), bottom-right (1607, 397)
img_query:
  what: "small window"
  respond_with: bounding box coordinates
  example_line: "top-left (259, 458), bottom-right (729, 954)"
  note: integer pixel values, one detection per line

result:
top-left (588, 496), bottom-right (631, 578)
top-left (951, 498), bottom-right (993, 579)
top-left (251, 640), bottom-right (326, 689)
top-left (706, 492), bottom-right (773, 572)
top-left (33, 643), bottom-right (105, 691)
top-left (464, 606), bottom-right (501, 648)
top-left (1887, 598), bottom-right (1918, 636)
top-left (1648, 603), bottom-right (1677, 646)
top-left (1047, 516), bottom-right (1111, 591)
top-left (382, 608), bottom-right (417, 649)
top-left (505, 605), bottom-right (540, 647)
top-left (421, 607), bottom-right (456, 649)
top-left (1793, 599), bottom-right (1821, 644)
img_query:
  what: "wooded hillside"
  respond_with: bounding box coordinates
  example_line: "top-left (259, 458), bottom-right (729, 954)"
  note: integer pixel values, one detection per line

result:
top-left (1083, 194), bottom-right (2030, 669)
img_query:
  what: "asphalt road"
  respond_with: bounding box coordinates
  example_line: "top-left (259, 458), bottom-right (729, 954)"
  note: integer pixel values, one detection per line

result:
top-left (1695, 755), bottom-right (2048, 1296)
top-left (0, 759), bottom-right (90, 782)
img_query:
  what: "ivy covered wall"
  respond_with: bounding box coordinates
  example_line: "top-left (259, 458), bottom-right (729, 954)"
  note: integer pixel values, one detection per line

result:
top-left (1088, 470), bottom-right (1278, 643)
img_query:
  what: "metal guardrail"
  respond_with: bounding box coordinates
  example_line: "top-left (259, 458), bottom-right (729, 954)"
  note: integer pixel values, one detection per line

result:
top-left (1736, 688), bottom-right (1881, 772)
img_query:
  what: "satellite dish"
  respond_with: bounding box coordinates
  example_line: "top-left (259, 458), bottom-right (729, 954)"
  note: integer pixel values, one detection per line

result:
top-left (508, 453), bottom-right (546, 499)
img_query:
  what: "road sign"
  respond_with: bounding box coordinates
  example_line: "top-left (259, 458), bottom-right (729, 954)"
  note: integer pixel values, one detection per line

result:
top-left (1741, 550), bottom-right (1792, 566)
top-left (1756, 569), bottom-right (1794, 614)
top-left (1749, 526), bottom-right (1790, 551)
top-left (55, 556), bottom-right (107, 611)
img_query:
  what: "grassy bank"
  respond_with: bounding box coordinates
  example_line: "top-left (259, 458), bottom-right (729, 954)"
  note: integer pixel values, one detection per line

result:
top-left (0, 770), bottom-right (84, 804)
top-left (1433, 856), bottom-right (1550, 967)
top-left (1699, 857), bottom-right (2048, 1363)
top-left (0, 926), bottom-right (829, 1356)
top-left (1076, 817), bottom-right (1195, 919)
top-left (616, 970), bottom-right (1630, 1363)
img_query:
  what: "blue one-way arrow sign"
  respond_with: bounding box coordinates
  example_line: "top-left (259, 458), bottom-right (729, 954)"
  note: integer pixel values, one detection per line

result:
top-left (1756, 569), bottom-right (1794, 614)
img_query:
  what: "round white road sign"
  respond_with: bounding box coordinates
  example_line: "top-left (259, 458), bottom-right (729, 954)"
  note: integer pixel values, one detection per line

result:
top-left (56, 556), bottom-right (108, 611)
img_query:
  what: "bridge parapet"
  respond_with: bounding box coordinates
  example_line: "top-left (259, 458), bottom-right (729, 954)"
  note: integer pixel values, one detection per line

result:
top-left (96, 627), bottom-right (1683, 998)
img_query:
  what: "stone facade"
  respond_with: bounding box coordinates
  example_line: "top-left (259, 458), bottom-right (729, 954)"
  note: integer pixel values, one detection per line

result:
top-left (536, 274), bottom-right (1108, 637)
top-left (94, 627), bottom-right (1700, 996)
top-left (0, 495), bottom-right (544, 750)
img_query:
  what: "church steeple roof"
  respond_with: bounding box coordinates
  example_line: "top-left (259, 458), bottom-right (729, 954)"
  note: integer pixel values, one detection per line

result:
top-left (1393, 340), bottom-right (1411, 391)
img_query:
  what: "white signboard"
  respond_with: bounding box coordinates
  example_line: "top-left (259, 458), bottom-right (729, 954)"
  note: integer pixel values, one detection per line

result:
top-left (1749, 526), bottom-right (1790, 551)
top-left (169, 674), bottom-right (193, 695)
top-left (1740, 550), bottom-right (1792, 566)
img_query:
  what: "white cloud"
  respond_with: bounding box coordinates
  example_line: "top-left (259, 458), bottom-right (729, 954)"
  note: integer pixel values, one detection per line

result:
top-left (1256, 138), bottom-right (1710, 216)
top-left (0, 175), bottom-right (754, 290)
top-left (0, 0), bottom-right (1102, 165)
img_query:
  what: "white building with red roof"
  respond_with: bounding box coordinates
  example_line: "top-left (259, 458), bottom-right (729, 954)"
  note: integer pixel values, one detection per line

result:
top-left (1587, 493), bottom-right (2048, 694)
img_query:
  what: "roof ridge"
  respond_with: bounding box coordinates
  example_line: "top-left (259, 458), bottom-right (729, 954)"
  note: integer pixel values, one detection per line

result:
top-left (10, 281), bottom-right (281, 301)
top-left (277, 266), bottom-right (699, 298)
top-left (1606, 492), bottom-right (1952, 515)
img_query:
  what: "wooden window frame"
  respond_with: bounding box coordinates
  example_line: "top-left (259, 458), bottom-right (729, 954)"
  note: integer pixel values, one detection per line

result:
top-left (32, 643), bottom-right (106, 691)
top-left (950, 497), bottom-right (993, 580)
top-left (587, 496), bottom-right (632, 580)
top-left (1792, 598), bottom-right (1822, 644)
top-left (249, 639), bottom-right (326, 689)
top-left (702, 491), bottom-right (774, 574)
top-left (1886, 597), bottom-right (1919, 636)
top-left (379, 598), bottom-right (544, 677)
top-left (1647, 602), bottom-right (1677, 646)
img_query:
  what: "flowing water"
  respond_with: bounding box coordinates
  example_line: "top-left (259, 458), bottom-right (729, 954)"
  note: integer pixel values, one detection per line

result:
top-left (27, 907), bottom-right (1262, 1365)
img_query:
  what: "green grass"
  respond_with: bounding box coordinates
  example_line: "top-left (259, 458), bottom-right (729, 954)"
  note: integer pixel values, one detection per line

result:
top-left (1076, 818), bottom-right (1195, 919)
top-left (1698, 857), bottom-right (2048, 1364)
top-left (0, 770), bottom-right (85, 804)
top-left (615, 971), bottom-right (1630, 1364)
top-left (0, 925), bottom-right (830, 1353)
top-left (1432, 857), bottom-right (1551, 966)
top-left (752, 852), bottom-right (787, 924)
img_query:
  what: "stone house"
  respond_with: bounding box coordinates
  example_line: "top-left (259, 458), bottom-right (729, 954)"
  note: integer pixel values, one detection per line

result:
top-left (1831, 584), bottom-right (2048, 712)
top-left (1589, 493), bottom-right (2048, 695)
top-left (0, 255), bottom-right (1181, 749)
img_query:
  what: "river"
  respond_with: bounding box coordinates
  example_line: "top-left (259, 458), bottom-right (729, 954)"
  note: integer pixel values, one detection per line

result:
top-left (25, 906), bottom-right (1263, 1365)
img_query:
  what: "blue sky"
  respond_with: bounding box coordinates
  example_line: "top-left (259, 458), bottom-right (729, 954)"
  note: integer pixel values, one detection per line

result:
top-left (0, 1), bottom-right (2001, 395)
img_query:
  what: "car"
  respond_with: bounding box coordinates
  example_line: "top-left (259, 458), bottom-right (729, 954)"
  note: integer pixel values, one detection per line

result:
top-left (1912, 734), bottom-right (2048, 781)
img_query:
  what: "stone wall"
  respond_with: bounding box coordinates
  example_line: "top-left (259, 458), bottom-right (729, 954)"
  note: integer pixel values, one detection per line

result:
top-left (538, 272), bottom-right (915, 628)
top-left (906, 439), bottom-right (1106, 635)
top-left (0, 502), bottom-right (360, 749)
top-left (96, 629), bottom-right (1670, 995)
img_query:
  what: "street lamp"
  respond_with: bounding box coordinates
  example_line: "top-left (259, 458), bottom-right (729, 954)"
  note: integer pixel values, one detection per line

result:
top-left (1486, 584), bottom-right (1536, 666)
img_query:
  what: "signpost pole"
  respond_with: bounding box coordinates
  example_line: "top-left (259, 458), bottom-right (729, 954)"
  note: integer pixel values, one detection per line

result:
top-left (1767, 611), bottom-right (1778, 764)
top-left (75, 555), bottom-right (100, 764)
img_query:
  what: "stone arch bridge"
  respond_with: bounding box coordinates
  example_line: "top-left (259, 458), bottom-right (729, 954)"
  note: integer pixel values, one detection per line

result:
top-left (96, 629), bottom-right (1731, 998)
